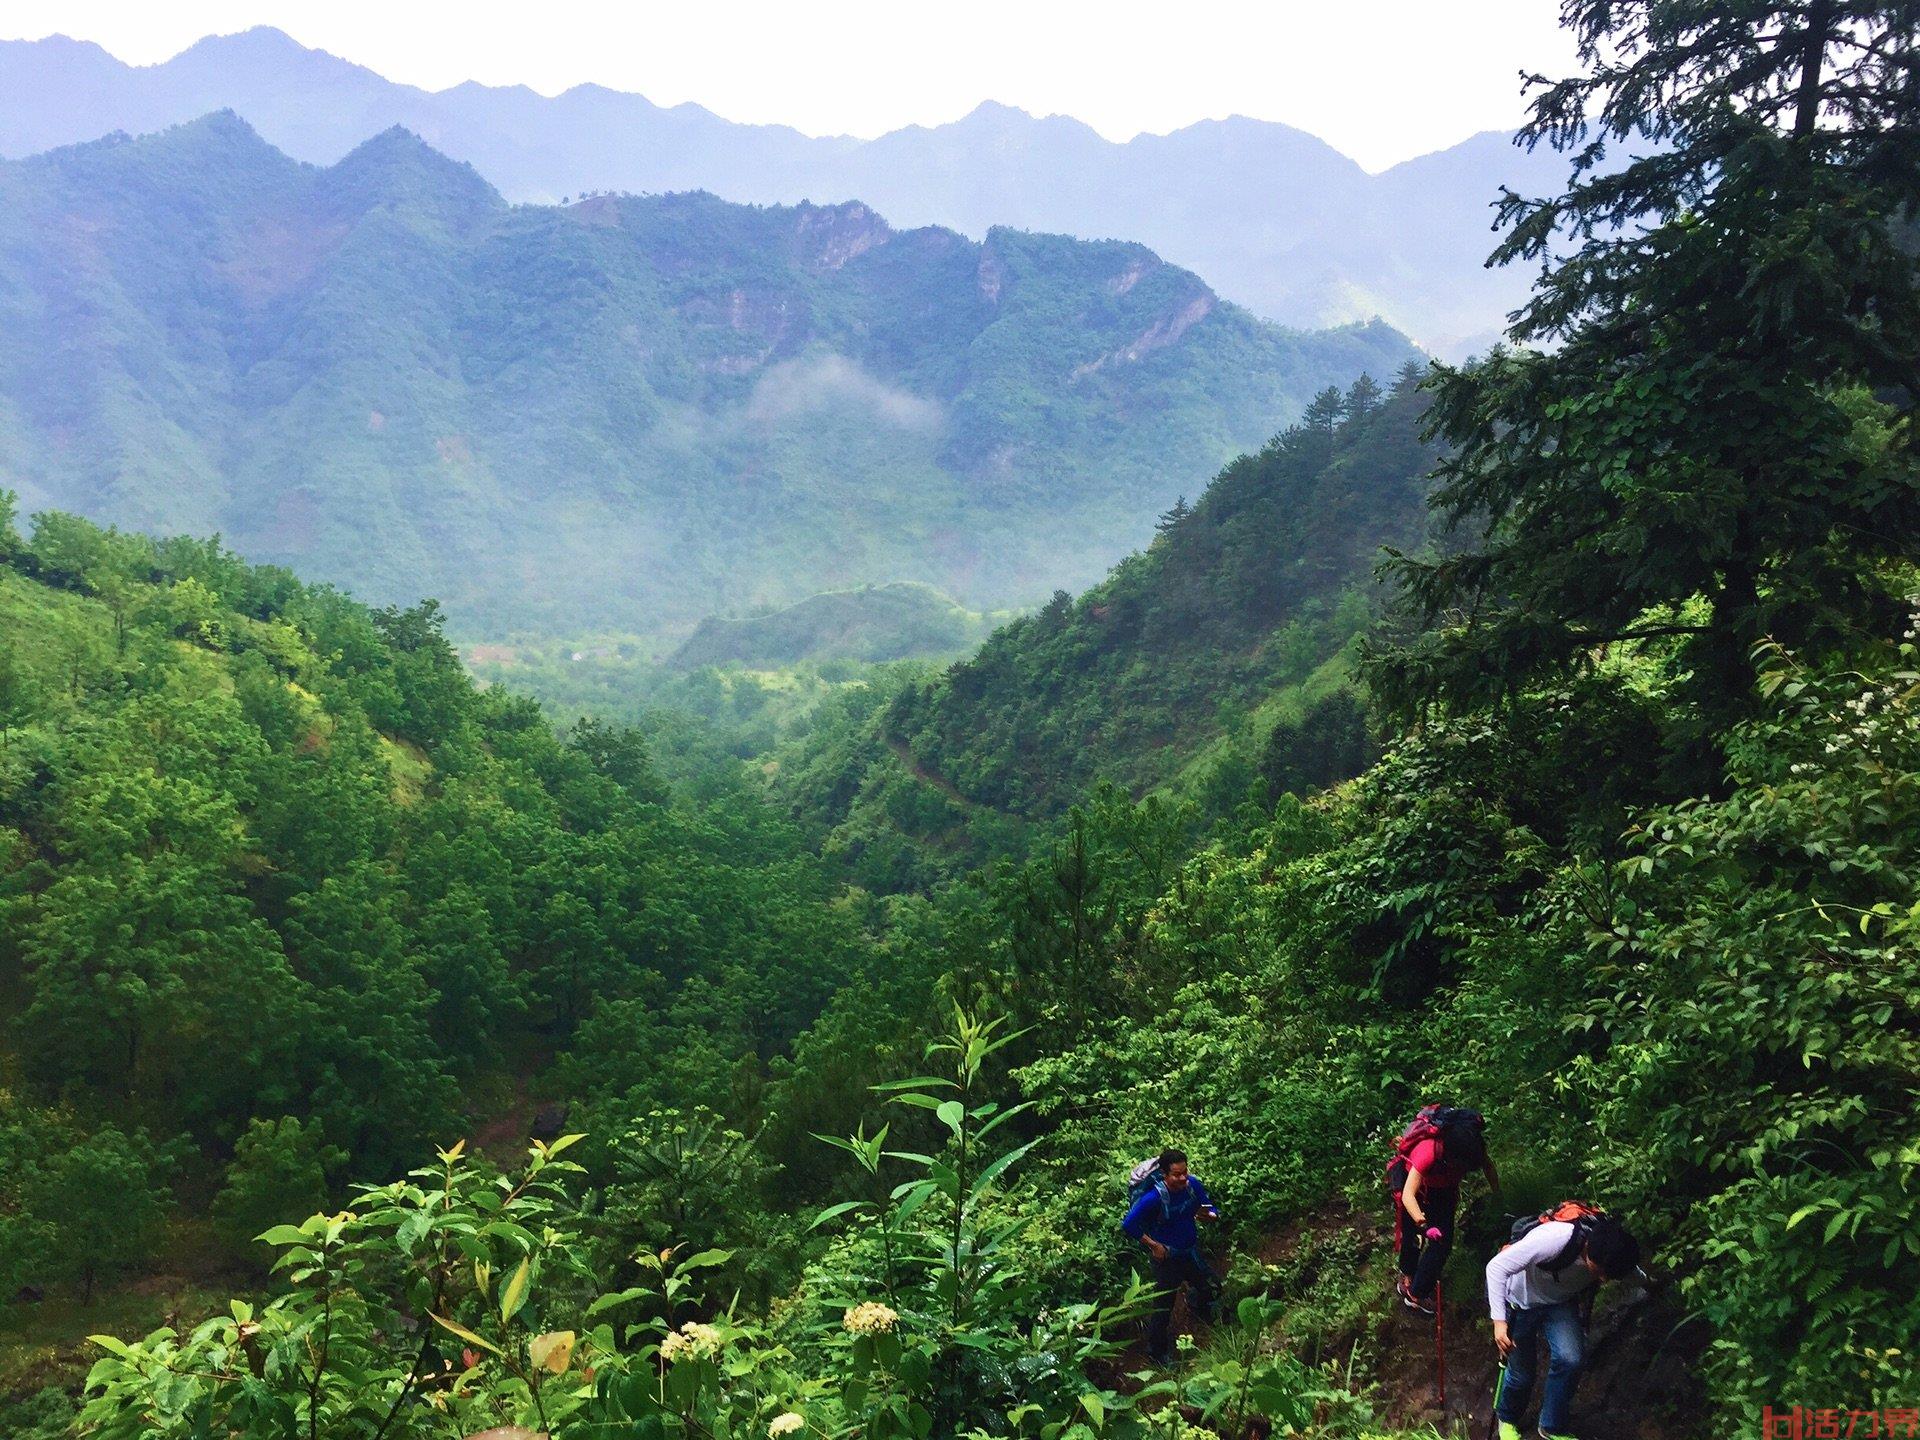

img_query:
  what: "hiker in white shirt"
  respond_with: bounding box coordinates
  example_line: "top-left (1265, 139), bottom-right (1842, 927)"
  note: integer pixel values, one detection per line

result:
top-left (1486, 1209), bottom-right (1642, 1440)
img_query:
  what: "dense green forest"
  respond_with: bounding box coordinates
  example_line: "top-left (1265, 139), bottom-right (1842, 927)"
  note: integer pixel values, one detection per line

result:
top-left (0, 498), bottom-right (900, 1385)
top-left (0, 113), bottom-right (1412, 638)
top-left (3, 4), bottom-right (1918, 1439)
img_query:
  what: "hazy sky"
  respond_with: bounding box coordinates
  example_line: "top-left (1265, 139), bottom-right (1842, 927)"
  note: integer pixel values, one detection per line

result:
top-left (1, 0), bottom-right (1581, 171)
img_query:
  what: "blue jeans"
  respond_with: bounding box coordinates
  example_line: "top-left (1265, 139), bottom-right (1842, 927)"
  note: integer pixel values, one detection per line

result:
top-left (1497, 1300), bottom-right (1585, 1434)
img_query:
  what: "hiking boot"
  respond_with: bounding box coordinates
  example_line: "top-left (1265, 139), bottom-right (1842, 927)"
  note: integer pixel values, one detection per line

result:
top-left (1538, 1429), bottom-right (1577, 1439)
top-left (1496, 1424), bottom-right (1522, 1440)
top-left (1396, 1275), bottom-right (1436, 1315)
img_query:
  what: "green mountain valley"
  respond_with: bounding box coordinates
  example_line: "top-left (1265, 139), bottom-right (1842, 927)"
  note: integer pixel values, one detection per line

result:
top-left (0, 6), bottom-right (1916, 1440)
top-left (766, 370), bottom-right (1434, 889)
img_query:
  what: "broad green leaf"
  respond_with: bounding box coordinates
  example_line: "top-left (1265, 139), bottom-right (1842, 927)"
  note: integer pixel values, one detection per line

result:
top-left (499, 1255), bottom-right (532, 1322)
top-left (887, 1093), bottom-right (944, 1112)
top-left (894, 1182), bottom-right (939, 1224)
top-left (972, 1101), bottom-right (1035, 1142)
top-left (968, 1141), bottom-right (1036, 1200)
top-left (583, 1286), bottom-right (653, 1318)
top-left (429, 1313), bottom-right (500, 1356)
top-left (809, 1200), bottom-right (871, 1231)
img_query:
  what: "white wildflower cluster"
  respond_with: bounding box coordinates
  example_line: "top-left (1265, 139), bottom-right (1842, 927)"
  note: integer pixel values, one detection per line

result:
top-left (658, 1320), bottom-right (723, 1363)
top-left (841, 1301), bottom-right (899, 1334)
top-left (1807, 649), bottom-right (1917, 765)
top-left (768, 1413), bottom-right (806, 1437)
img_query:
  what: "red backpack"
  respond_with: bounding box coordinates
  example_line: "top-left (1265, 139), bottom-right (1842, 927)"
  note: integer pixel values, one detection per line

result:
top-left (1383, 1103), bottom-right (1481, 1190)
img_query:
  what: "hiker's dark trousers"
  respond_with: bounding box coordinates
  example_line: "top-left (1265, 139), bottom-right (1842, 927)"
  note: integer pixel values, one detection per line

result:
top-left (1148, 1249), bottom-right (1215, 1357)
top-left (1497, 1300), bottom-right (1585, 1435)
top-left (1395, 1185), bottom-right (1457, 1299)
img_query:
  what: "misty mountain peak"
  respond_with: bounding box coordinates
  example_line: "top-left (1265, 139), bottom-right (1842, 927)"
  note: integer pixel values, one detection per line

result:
top-left (175, 26), bottom-right (336, 72)
top-left (5, 32), bottom-right (116, 62)
top-left (327, 124), bottom-right (505, 223)
top-left (961, 100), bottom-right (1031, 124)
top-left (186, 25), bottom-right (305, 54)
top-left (951, 99), bottom-right (1104, 142)
top-left (141, 108), bottom-right (287, 167)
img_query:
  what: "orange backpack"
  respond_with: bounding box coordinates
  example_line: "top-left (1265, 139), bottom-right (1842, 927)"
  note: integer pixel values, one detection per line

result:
top-left (1505, 1200), bottom-right (1606, 1274)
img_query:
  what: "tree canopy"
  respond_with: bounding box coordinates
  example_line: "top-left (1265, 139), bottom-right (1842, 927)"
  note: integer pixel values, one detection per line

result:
top-left (1373, 0), bottom-right (1920, 760)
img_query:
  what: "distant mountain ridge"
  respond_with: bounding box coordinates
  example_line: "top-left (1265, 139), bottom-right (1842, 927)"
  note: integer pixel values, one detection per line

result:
top-left (0, 27), bottom-right (1569, 354)
top-left (0, 114), bottom-right (1415, 637)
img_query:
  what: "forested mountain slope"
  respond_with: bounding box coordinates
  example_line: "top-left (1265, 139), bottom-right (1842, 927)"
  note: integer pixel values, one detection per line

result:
top-left (0, 113), bottom-right (1415, 638)
top-left (0, 27), bottom-right (1573, 352)
top-left (0, 496), bottom-right (885, 1281)
top-left (772, 371), bottom-right (1436, 888)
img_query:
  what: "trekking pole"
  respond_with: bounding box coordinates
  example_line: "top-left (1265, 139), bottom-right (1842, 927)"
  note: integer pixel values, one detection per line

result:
top-left (1484, 1360), bottom-right (1507, 1440)
top-left (1419, 1225), bottom-right (1447, 1409)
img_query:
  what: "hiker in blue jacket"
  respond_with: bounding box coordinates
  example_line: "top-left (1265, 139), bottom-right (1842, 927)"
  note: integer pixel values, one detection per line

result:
top-left (1121, 1147), bottom-right (1219, 1363)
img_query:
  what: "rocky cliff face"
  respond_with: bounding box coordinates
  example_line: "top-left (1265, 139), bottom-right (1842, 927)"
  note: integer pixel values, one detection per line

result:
top-left (793, 202), bottom-right (893, 271)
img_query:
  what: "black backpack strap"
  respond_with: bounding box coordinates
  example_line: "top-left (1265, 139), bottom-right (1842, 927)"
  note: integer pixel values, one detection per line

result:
top-left (1542, 1217), bottom-right (1593, 1274)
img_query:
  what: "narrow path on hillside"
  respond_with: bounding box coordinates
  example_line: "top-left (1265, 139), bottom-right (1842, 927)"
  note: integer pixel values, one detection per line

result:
top-left (884, 732), bottom-right (976, 808)
top-left (1111, 1208), bottom-right (1707, 1440)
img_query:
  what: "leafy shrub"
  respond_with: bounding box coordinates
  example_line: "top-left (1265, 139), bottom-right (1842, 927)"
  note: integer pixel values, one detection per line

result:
top-left (211, 1116), bottom-right (344, 1264)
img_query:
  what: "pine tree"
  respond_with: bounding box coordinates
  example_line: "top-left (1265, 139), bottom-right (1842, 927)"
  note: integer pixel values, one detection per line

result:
top-left (1301, 385), bottom-right (1345, 436)
top-left (1373, 1), bottom-right (1920, 744)
top-left (1343, 373), bottom-right (1382, 421)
